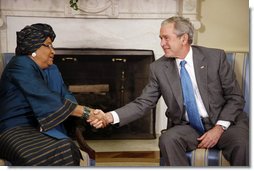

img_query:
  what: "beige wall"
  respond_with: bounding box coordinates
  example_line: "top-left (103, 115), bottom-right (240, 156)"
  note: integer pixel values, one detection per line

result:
top-left (197, 0), bottom-right (249, 52)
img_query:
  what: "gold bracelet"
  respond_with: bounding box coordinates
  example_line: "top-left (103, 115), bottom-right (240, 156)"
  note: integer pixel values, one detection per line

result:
top-left (82, 106), bottom-right (91, 119)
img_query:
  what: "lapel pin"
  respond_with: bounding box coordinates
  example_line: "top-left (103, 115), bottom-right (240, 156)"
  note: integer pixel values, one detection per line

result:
top-left (200, 66), bottom-right (205, 69)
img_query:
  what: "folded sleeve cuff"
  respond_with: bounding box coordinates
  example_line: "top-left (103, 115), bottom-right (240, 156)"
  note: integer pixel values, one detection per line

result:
top-left (216, 120), bottom-right (231, 130)
top-left (110, 111), bottom-right (120, 124)
top-left (39, 99), bottom-right (77, 131)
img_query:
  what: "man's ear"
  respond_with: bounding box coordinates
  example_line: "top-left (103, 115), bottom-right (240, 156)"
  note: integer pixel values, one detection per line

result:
top-left (181, 33), bottom-right (189, 44)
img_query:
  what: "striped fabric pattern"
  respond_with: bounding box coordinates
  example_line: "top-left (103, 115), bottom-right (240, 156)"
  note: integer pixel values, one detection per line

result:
top-left (0, 53), bottom-right (92, 166)
top-left (0, 126), bottom-right (81, 166)
top-left (227, 52), bottom-right (250, 114)
top-left (226, 52), bottom-right (248, 91)
top-left (186, 148), bottom-right (230, 166)
top-left (226, 52), bottom-right (249, 114)
top-left (159, 52), bottom-right (249, 166)
top-left (38, 99), bottom-right (77, 132)
top-left (1, 52), bottom-right (249, 166)
top-left (186, 52), bottom-right (249, 166)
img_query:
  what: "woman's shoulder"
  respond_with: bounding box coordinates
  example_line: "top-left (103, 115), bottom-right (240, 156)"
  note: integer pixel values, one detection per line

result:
top-left (11, 55), bottom-right (32, 65)
top-left (7, 55), bottom-right (39, 72)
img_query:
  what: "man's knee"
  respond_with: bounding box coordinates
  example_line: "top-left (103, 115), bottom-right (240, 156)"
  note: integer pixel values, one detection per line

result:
top-left (159, 129), bottom-right (181, 149)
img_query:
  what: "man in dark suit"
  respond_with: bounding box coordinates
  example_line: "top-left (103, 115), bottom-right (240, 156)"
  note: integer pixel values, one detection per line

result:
top-left (89, 16), bottom-right (249, 166)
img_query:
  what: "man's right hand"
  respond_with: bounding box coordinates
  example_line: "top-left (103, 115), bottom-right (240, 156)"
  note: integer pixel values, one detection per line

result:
top-left (87, 110), bottom-right (113, 129)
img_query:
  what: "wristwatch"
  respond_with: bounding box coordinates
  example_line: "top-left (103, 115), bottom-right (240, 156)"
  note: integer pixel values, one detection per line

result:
top-left (82, 106), bottom-right (91, 119)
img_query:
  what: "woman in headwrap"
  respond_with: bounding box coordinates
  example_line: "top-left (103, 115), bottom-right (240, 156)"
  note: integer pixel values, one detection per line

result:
top-left (0, 23), bottom-right (103, 166)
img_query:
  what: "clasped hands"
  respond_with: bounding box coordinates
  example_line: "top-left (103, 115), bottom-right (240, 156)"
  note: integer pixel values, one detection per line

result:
top-left (88, 109), bottom-right (112, 129)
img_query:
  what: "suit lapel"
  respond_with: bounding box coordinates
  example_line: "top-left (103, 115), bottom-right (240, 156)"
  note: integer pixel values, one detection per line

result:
top-left (192, 47), bottom-right (209, 113)
top-left (163, 58), bottom-right (184, 112)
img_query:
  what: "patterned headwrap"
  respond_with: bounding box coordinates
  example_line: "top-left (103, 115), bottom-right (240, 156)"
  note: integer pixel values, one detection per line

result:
top-left (15, 23), bottom-right (56, 56)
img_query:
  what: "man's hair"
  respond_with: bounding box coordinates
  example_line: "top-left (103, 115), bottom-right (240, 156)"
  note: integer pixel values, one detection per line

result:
top-left (161, 16), bottom-right (194, 44)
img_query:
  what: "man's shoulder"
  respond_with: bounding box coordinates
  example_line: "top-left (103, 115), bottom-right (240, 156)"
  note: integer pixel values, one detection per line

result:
top-left (192, 45), bottom-right (225, 53)
top-left (153, 55), bottom-right (173, 64)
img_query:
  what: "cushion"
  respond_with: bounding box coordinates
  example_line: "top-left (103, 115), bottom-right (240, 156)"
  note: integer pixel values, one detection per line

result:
top-left (186, 148), bottom-right (230, 166)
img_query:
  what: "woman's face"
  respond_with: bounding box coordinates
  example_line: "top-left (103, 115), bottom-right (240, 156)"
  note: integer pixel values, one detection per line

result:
top-left (32, 37), bottom-right (55, 69)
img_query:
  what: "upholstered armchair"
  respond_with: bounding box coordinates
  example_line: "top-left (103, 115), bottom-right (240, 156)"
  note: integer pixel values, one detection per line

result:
top-left (0, 53), bottom-right (95, 166)
top-left (160, 52), bottom-right (249, 166)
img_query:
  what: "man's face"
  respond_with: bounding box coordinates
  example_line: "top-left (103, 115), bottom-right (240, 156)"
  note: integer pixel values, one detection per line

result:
top-left (159, 23), bottom-right (185, 58)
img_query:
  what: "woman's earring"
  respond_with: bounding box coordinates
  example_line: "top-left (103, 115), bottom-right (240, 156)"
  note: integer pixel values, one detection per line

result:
top-left (32, 52), bottom-right (36, 58)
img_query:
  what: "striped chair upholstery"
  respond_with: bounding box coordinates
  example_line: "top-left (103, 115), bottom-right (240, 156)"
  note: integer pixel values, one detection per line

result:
top-left (186, 148), bottom-right (230, 166)
top-left (226, 52), bottom-right (249, 114)
top-left (160, 52), bottom-right (249, 166)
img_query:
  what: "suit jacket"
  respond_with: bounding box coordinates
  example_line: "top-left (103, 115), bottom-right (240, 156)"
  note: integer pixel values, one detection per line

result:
top-left (115, 45), bottom-right (247, 128)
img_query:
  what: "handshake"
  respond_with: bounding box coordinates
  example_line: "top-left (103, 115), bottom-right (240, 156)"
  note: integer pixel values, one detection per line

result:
top-left (87, 109), bottom-right (113, 129)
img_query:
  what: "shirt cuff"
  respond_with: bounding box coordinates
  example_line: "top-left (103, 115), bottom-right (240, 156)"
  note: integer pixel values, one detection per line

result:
top-left (216, 120), bottom-right (231, 130)
top-left (110, 111), bottom-right (120, 124)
